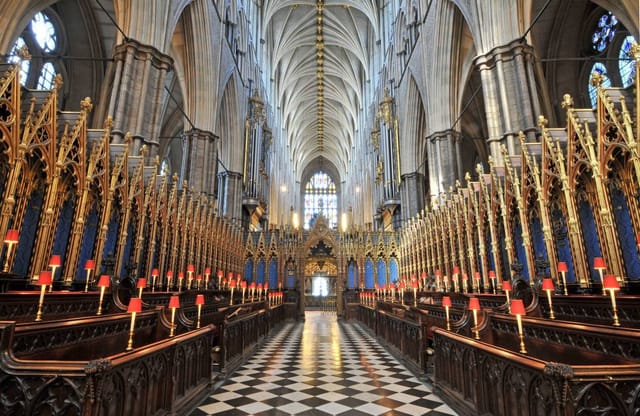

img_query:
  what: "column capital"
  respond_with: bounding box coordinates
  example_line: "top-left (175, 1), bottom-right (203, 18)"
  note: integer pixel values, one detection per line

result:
top-left (473, 38), bottom-right (535, 72)
top-left (113, 38), bottom-right (174, 71)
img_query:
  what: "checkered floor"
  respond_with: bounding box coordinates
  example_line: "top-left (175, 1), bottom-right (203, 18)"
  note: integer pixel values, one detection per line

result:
top-left (191, 311), bottom-right (457, 416)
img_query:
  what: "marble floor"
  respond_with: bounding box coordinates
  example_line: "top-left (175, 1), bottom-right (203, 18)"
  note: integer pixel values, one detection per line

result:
top-left (191, 311), bottom-right (457, 416)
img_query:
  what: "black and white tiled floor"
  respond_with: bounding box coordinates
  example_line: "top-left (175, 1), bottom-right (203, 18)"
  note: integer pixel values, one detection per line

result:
top-left (191, 311), bottom-right (457, 416)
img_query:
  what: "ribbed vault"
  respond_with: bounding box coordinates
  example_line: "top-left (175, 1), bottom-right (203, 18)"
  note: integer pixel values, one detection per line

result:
top-left (263, 0), bottom-right (377, 183)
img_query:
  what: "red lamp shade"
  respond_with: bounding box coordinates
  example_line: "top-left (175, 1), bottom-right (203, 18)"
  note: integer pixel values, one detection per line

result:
top-left (502, 280), bottom-right (512, 291)
top-left (557, 262), bottom-right (568, 273)
top-left (217, 270), bottom-right (223, 278)
top-left (229, 280), bottom-right (237, 288)
top-left (4, 229), bottom-right (18, 244)
top-left (375, 283), bottom-right (380, 290)
top-left (412, 281), bottom-right (419, 289)
top-left (462, 273), bottom-right (469, 281)
top-left (196, 274), bottom-right (202, 281)
top-left (250, 282), bottom-right (256, 289)
top-left (168, 295), bottom-right (180, 309)
top-left (205, 267), bottom-right (211, 274)
top-left (222, 278), bottom-right (227, 285)
top-left (97, 275), bottom-right (110, 287)
top-left (151, 268), bottom-right (159, 277)
top-left (178, 272), bottom-right (184, 279)
top-left (442, 296), bottom-right (452, 307)
top-left (236, 274), bottom-right (242, 281)
top-left (257, 283), bottom-right (263, 290)
top-left (85, 259), bottom-right (95, 270)
top-left (593, 257), bottom-right (606, 269)
top-left (542, 278), bottom-right (554, 291)
top-left (435, 269), bottom-right (441, 276)
top-left (127, 298), bottom-right (142, 313)
top-left (38, 271), bottom-right (52, 285)
top-left (453, 266), bottom-right (460, 275)
top-left (474, 272), bottom-right (481, 279)
top-left (166, 270), bottom-right (174, 278)
top-left (421, 271), bottom-right (426, 279)
top-left (187, 264), bottom-right (195, 273)
top-left (468, 297), bottom-right (481, 310)
top-left (227, 272), bottom-right (233, 280)
top-left (195, 294), bottom-right (205, 305)
top-left (603, 274), bottom-right (620, 291)
top-left (241, 281), bottom-right (247, 289)
top-left (489, 270), bottom-right (496, 278)
top-left (510, 299), bottom-right (526, 315)
top-left (264, 283), bottom-right (269, 290)
top-left (399, 282), bottom-right (406, 289)
top-left (137, 278), bottom-right (147, 289)
top-left (49, 255), bottom-right (61, 267)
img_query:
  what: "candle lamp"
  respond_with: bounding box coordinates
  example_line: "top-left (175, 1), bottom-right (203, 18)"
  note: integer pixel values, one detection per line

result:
top-left (511, 299), bottom-right (527, 353)
top-left (399, 281), bottom-right (405, 305)
top-left (187, 264), bottom-right (195, 289)
top-left (489, 270), bottom-right (497, 294)
top-left (166, 270), bottom-right (174, 291)
top-left (96, 275), bottom-right (110, 315)
top-left (542, 278), bottom-right (555, 319)
top-left (3, 229), bottom-right (18, 272)
top-left (48, 255), bottom-right (61, 292)
top-left (195, 294), bottom-right (205, 328)
top-left (502, 280), bottom-right (512, 312)
top-left (264, 282), bottom-right (268, 299)
top-left (229, 279), bottom-right (236, 305)
top-left (257, 283), bottom-right (263, 301)
top-left (241, 280), bottom-right (247, 303)
top-left (227, 272), bottom-right (234, 289)
top-left (421, 271), bottom-right (427, 290)
top-left (236, 273), bottom-right (242, 286)
top-left (250, 282), bottom-right (256, 301)
top-left (205, 267), bottom-right (211, 289)
top-left (435, 269), bottom-right (441, 291)
top-left (151, 268), bottom-right (159, 293)
top-left (603, 274), bottom-right (621, 326)
top-left (412, 280), bottom-right (419, 306)
top-left (137, 278), bottom-right (147, 298)
top-left (593, 257), bottom-right (606, 295)
top-left (35, 270), bottom-right (52, 321)
top-left (126, 298), bottom-right (142, 351)
top-left (84, 259), bottom-right (95, 292)
top-left (453, 267), bottom-right (460, 293)
top-left (473, 272), bottom-right (481, 293)
top-left (557, 262), bottom-right (569, 295)
top-left (168, 295), bottom-right (180, 336)
top-left (468, 297), bottom-right (481, 339)
top-left (462, 273), bottom-right (469, 294)
top-left (178, 272), bottom-right (184, 291)
top-left (442, 296), bottom-right (452, 330)
top-left (196, 274), bottom-right (202, 290)
top-left (443, 275), bottom-right (449, 293)
top-left (217, 270), bottom-right (223, 288)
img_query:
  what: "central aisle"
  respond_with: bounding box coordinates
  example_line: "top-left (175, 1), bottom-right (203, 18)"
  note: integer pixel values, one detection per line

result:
top-left (192, 311), bottom-right (457, 416)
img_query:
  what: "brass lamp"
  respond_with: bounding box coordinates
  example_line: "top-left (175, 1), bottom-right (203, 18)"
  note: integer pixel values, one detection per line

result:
top-left (593, 257), bottom-right (606, 295)
top-left (195, 294), bottom-right (205, 328)
top-left (84, 259), bottom-right (95, 292)
top-left (126, 298), bottom-right (142, 351)
top-left (502, 280), bottom-right (512, 312)
top-left (489, 270), bottom-right (497, 294)
top-left (229, 279), bottom-right (236, 305)
top-left (168, 295), bottom-right (180, 336)
top-left (137, 278), bottom-right (147, 298)
top-left (511, 299), bottom-right (527, 354)
top-left (186, 264), bottom-right (195, 289)
top-left (96, 275), bottom-right (110, 315)
top-left (603, 274), bottom-right (621, 326)
top-left (178, 272), bottom-right (185, 291)
top-left (166, 270), bottom-right (174, 291)
top-left (442, 296), bottom-right (452, 330)
top-left (468, 297), bottom-right (481, 340)
top-left (542, 278), bottom-right (555, 319)
top-left (204, 267), bottom-right (211, 288)
top-left (3, 229), bottom-right (18, 272)
top-left (48, 255), bottom-right (61, 292)
top-left (557, 262), bottom-right (569, 296)
top-left (35, 270), bottom-right (52, 321)
top-left (217, 270), bottom-right (223, 288)
top-left (151, 268), bottom-right (159, 292)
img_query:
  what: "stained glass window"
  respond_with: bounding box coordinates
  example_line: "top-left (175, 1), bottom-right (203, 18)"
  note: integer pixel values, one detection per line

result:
top-left (588, 62), bottom-right (611, 107)
top-left (9, 11), bottom-right (59, 89)
top-left (619, 35), bottom-right (637, 88)
top-left (592, 12), bottom-right (617, 53)
top-left (303, 171), bottom-right (337, 229)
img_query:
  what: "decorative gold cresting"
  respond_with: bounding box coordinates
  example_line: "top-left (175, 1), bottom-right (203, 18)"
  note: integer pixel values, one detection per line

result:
top-left (316, 0), bottom-right (325, 151)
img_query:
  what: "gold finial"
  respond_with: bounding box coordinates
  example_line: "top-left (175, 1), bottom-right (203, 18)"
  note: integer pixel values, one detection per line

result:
top-left (518, 131), bottom-right (526, 145)
top-left (17, 45), bottom-right (31, 61)
top-left (124, 132), bottom-right (132, 144)
top-left (590, 71), bottom-right (603, 87)
top-left (172, 172), bottom-right (178, 182)
top-left (561, 94), bottom-right (574, 109)
top-left (538, 115), bottom-right (548, 128)
top-left (52, 74), bottom-right (63, 90)
top-left (630, 42), bottom-right (640, 60)
top-left (153, 155), bottom-right (160, 167)
top-left (104, 116), bottom-right (114, 130)
top-left (139, 144), bottom-right (147, 156)
top-left (80, 97), bottom-right (93, 112)
top-left (464, 172), bottom-right (471, 181)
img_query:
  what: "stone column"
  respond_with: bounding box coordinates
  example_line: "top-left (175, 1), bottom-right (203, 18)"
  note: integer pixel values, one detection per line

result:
top-left (183, 128), bottom-right (218, 195)
top-left (474, 39), bottom-right (541, 164)
top-left (217, 171), bottom-right (243, 221)
top-left (107, 39), bottom-right (173, 160)
top-left (400, 172), bottom-right (426, 222)
top-left (426, 129), bottom-right (461, 200)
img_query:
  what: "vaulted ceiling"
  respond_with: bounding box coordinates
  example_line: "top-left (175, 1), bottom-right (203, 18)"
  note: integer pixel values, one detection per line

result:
top-left (263, 0), bottom-right (378, 182)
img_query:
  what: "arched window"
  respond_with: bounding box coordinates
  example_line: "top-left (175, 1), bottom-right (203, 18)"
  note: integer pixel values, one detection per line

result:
top-left (619, 35), bottom-right (636, 88)
top-left (303, 171), bottom-right (337, 229)
top-left (8, 10), bottom-right (61, 90)
top-left (592, 11), bottom-right (617, 53)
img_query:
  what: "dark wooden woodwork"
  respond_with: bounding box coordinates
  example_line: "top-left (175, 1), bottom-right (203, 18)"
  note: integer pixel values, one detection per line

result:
top-left (0, 291), bottom-right (116, 323)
